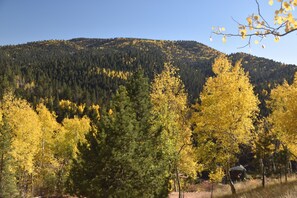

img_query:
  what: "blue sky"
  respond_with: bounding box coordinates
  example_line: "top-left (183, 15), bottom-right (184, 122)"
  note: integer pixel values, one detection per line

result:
top-left (0, 0), bottom-right (296, 64)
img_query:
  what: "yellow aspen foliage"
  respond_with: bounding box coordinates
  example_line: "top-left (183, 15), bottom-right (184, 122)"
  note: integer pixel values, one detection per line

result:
top-left (59, 116), bottom-right (91, 159)
top-left (209, 167), bottom-right (225, 183)
top-left (215, 0), bottom-right (297, 44)
top-left (77, 104), bottom-right (85, 115)
top-left (0, 110), bottom-right (2, 125)
top-left (36, 104), bottom-right (61, 164)
top-left (59, 99), bottom-right (77, 111)
top-left (88, 104), bottom-right (100, 121)
top-left (151, 63), bottom-right (197, 179)
top-left (192, 55), bottom-right (259, 184)
top-left (1, 92), bottom-right (42, 174)
top-left (268, 73), bottom-right (297, 155)
top-left (34, 104), bottom-right (62, 193)
top-left (51, 116), bottom-right (91, 193)
top-left (222, 36), bottom-right (227, 43)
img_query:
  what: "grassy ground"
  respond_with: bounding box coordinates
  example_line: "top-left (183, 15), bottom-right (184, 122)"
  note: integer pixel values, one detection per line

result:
top-left (169, 176), bottom-right (297, 198)
top-left (221, 179), bottom-right (297, 198)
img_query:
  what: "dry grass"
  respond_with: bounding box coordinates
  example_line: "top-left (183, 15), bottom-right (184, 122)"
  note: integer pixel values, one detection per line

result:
top-left (169, 176), bottom-right (297, 198)
top-left (221, 180), bottom-right (297, 198)
top-left (217, 176), bottom-right (297, 198)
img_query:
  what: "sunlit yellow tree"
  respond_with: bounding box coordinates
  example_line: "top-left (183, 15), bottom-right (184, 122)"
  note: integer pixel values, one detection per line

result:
top-left (54, 116), bottom-right (91, 194)
top-left (151, 63), bottom-right (197, 196)
top-left (0, 105), bottom-right (19, 197)
top-left (192, 56), bottom-right (259, 194)
top-left (268, 73), bottom-right (297, 144)
top-left (34, 104), bottom-right (61, 195)
top-left (268, 73), bottom-right (297, 179)
top-left (0, 92), bottom-right (42, 197)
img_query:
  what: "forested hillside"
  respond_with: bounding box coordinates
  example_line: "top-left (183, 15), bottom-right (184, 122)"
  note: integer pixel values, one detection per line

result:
top-left (1, 38), bottom-right (297, 197)
top-left (0, 38), bottom-right (295, 115)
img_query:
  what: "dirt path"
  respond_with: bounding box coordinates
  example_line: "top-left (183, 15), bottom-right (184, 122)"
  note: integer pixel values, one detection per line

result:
top-left (169, 192), bottom-right (211, 198)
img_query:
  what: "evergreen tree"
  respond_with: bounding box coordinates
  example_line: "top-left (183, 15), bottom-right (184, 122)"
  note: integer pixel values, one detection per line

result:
top-left (67, 129), bottom-right (101, 196)
top-left (126, 69), bottom-right (169, 197)
top-left (69, 86), bottom-right (140, 197)
top-left (126, 68), bottom-right (151, 133)
top-left (98, 86), bottom-right (139, 197)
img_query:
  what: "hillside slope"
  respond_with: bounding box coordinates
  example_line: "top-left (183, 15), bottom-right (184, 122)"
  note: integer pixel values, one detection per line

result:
top-left (0, 38), bottom-right (296, 115)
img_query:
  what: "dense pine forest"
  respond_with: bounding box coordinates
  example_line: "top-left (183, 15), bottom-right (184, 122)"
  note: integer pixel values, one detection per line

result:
top-left (0, 38), bottom-right (297, 197)
top-left (1, 38), bottom-right (296, 115)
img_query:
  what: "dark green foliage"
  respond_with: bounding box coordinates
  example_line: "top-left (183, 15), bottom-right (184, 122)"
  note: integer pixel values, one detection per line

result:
top-left (98, 86), bottom-right (139, 197)
top-left (126, 69), bottom-right (169, 197)
top-left (126, 68), bottom-right (151, 133)
top-left (69, 86), bottom-right (141, 197)
top-left (67, 130), bottom-right (102, 196)
top-left (69, 73), bottom-right (169, 197)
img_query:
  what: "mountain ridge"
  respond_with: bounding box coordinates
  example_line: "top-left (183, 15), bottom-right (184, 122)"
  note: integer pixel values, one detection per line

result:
top-left (0, 37), bottom-right (296, 116)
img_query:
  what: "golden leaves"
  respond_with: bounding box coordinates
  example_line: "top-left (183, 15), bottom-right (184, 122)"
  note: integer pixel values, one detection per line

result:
top-left (212, 55), bottom-right (232, 75)
top-left (283, 1), bottom-right (292, 11)
top-left (287, 13), bottom-right (294, 23)
top-left (254, 15), bottom-right (260, 21)
top-left (247, 17), bottom-right (253, 26)
top-left (1, 93), bottom-right (42, 173)
top-left (211, 0), bottom-right (297, 46)
top-left (222, 35), bottom-right (227, 43)
top-left (192, 56), bottom-right (259, 172)
top-left (274, 15), bottom-right (284, 25)
top-left (268, 72), bottom-right (297, 151)
top-left (274, 36), bottom-right (280, 42)
top-left (209, 167), bottom-right (225, 183)
top-left (240, 28), bottom-right (247, 39)
top-left (151, 63), bottom-right (196, 176)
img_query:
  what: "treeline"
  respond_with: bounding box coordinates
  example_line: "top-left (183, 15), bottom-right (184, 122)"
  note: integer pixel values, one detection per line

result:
top-left (1, 55), bottom-right (297, 197)
top-left (0, 38), bottom-right (296, 117)
top-left (0, 64), bottom-right (195, 197)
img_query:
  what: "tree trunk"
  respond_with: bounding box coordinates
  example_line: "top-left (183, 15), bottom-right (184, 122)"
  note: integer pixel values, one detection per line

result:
top-left (173, 176), bottom-right (177, 192)
top-left (175, 166), bottom-right (182, 198)
top-left (289, 161), bottom-right (292, 175)
top-left (260, 158), bottom-right (265, 187)
top-left (272, 157), bottom-right (276, 172)
top-left (285, 165), bottom-right (288, 182)
top-left (211, 182), bottom-right (214, 198)
top-left (226, 164), bottom-right (236, 194)
top-left (279, 167), bottom-right (282, 183)
top-left (0, 153), bottom-right (3, 185)
top-left (31, 173), bottom-right (34, 197)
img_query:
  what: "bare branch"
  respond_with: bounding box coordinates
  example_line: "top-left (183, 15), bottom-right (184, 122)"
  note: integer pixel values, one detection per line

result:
top-left (211, 0), bottom-right (297, 48)
top-left (237, 36), bottom-right (252, 49)
top-left (255, 0), bottom-right (270, 27)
